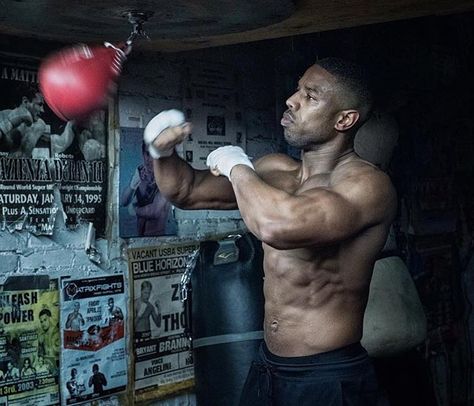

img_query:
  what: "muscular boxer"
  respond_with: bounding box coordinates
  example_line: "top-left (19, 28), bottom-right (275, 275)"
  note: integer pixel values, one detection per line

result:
top-left (0, 91), bottom-right (75, 158)
top-left (65, 302), bottom-right (85, 331)
top-left (134, 281), bottom-right (162, 340)
top-left (144, 58), bottom-right (397, 405)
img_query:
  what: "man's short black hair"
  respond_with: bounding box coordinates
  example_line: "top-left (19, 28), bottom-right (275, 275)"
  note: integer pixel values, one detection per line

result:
top-left (141, 281), bottom-right (152, 290)
top-left (39, 308), bottom-right (52, 318)
top-left (316, 57), bottom-right (373, 126)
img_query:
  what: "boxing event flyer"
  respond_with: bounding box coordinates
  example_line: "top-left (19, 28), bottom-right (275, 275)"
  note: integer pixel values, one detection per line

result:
top-left (0, 276), bottom-right (60, 406)
top-left (181, 60), bottom-right (246, 169)
top-left (0, 55), bottom-right (108, 235)
top-left (128, 242), bottom-right (199, 401)
top-left (119, 127), bottom-right (177, 238)
top-left (59, 275), bottom-right (127, 405)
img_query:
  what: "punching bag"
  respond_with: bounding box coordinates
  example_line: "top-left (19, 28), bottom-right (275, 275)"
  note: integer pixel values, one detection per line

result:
top-left (361, 255), bottom-right (427, 357)
top-left (39, 42), bottom-right (127, 122)
top-left (191, 233), bottom-right (264, 406)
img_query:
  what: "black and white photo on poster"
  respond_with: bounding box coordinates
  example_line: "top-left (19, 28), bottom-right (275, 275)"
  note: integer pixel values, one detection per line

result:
top-left (60, 275), bottom-right (127, 405)
top-left (0, 55), bottom-right (108, 235)
top-left (128, 242), bottom-right (199, 401)
top-left (206, 115), bottom-right (225, 136)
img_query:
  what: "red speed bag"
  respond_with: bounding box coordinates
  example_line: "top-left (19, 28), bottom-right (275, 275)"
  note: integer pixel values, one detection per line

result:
top-left (39, 43), bottom-right (127, 122)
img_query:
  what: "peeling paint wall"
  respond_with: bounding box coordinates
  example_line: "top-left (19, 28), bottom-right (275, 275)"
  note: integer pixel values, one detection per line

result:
top-left (0, 40), bottom-right (278, 406)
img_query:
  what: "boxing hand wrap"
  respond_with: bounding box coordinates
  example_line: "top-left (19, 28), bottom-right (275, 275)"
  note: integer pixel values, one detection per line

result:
top-left (206, 145), bottom-right (254, 179)
top-left (143, 109), bottom-right (185, 159)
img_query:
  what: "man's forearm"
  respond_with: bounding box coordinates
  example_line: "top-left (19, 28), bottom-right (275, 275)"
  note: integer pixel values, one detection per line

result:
top-left (153, 152), bottom-right (196, 207)
top-left (153, 152), bottom-right (237, 210)
top-left (230, 165), bottom-right (292, 240)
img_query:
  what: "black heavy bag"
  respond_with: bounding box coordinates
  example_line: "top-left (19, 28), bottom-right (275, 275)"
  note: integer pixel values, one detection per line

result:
top-left (191, 233), bottom-right (264, 406)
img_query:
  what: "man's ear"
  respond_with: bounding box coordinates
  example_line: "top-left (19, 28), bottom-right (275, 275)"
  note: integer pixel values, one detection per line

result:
top-left (335, 110), bottom-right (360, 132)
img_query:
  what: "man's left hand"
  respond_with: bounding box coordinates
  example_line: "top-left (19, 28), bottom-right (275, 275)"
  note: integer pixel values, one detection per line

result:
top-left (206, 145), bottom-right (254, 179)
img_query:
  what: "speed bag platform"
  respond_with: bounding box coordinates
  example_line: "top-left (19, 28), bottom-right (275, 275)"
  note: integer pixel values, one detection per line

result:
top-left (191, 233), bottom-right (264, 406)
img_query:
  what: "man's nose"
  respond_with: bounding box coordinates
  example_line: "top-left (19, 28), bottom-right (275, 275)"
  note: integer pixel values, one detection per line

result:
top-left (286, 93), bottom-right (299, 110)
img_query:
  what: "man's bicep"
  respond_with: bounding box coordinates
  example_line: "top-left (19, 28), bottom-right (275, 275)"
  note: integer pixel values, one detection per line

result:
top-left (181, 169), bottom-right (237, 210)
top-left (299, 189), bottom-right (364, 244)
top-left (267, 176), bottom-right (392, 249)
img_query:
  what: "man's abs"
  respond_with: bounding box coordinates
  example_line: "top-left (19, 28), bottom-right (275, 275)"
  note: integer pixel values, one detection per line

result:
top-left (261, 243), bottom-right (373, 357)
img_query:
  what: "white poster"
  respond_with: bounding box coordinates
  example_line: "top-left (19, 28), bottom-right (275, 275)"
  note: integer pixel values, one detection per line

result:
top-left (60, 275), bottom-right (127, 405)
top-left (182, 61), bottom-right (246, 169)
top-left (128, 242), bottom-right (199, 402)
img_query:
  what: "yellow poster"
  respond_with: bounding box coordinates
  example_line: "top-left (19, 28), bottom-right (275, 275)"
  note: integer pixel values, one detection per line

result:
top-left (0, 276), bottom-right (60, 405)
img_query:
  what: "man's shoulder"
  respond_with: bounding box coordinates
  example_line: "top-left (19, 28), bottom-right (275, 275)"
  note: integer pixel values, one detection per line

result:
top-left (331, 159), bottom-right (397, 219)
top-left (332, 158), bottom-right (392, 189)
top-left (254, 153), bottom-right (300, 174)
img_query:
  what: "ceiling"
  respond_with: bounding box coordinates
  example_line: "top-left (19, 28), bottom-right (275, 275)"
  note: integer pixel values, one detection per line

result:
top-left (1, 0), bottom-right (474, 52)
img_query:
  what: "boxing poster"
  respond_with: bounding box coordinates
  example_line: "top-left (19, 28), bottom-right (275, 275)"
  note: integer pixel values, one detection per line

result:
top-left (128, 242), bottom-right (199, 401)
top-left (119, 127), bottom-right (177, 238)
top-left (0, 276), bottom-right (60, 406)
top-left (59, 275), bottom-right (127, 405)
top-left (182, 61), bottom-right (247, 169)
top-left (0, 55), bottom-right (108, 235)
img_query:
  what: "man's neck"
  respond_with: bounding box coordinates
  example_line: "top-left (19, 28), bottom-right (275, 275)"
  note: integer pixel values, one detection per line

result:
top-left (299, 138), bottom-right (355, 180)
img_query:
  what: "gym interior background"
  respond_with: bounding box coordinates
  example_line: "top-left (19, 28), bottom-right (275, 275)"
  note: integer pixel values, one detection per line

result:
top-left (0, 2), bottom-right (474, 405)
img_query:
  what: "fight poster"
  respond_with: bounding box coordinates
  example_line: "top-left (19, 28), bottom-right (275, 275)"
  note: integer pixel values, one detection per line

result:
top-left (128, 242), bottom-right (199, 401)
top-left (0, 55), bottom-right (108, 235)
top-left (0, 276), bottom-right (60, 406)
top-left (182, 61), bottom-right (246, 169)
top-left (119, 127), bottom-right (177, 238)
top-left (59, 275), bottom-right (127, 405)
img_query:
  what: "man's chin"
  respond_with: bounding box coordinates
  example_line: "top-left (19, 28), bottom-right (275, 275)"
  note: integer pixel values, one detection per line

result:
top-left (284, 135), bottom-right (303, 149)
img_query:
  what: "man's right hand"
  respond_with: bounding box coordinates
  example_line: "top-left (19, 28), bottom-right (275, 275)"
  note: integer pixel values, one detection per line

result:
top-left (143, 109), bottom-right (192, 159)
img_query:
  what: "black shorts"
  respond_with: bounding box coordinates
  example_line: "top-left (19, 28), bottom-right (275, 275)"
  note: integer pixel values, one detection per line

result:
top-left (239, 341), bottom-right (379, 406)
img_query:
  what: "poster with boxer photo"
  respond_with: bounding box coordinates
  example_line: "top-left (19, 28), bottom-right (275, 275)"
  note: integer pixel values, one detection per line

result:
top-left (0, 276), bottom-right (60, 406)
top-left (119, 127), bottom-right (177, 238)
top-left (0, 54), bottom-right (108, 235)
top-left (128, 242), bottom-right (199, 402)
top-left (59, 275), bottom-right (127, 405)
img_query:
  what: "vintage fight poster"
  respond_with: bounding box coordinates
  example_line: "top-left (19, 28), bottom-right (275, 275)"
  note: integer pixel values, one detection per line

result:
top-left (59, 275), bottom-right (127, 405)
top-left (128, 242), bottom-right (199, 401)
top-left (0, 276), bottom-right (60, 406)
top-left (0, 55), bottom-right (107, 235)
top-left (182, 61), bottom-right (246, 169)
top-left (119, 127), bottom-right (177, 238)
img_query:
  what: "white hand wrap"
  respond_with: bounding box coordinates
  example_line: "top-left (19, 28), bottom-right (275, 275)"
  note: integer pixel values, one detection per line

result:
top-left (143, 109), bottom-right (185, 159)
top-left (206, 145), bottom-right (254, 179)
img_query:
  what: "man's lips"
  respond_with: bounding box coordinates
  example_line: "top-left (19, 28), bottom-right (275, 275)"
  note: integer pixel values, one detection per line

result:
top-left (281, 111), bottom-right (294, 126)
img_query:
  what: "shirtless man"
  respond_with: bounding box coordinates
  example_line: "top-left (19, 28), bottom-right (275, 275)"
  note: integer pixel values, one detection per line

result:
top-left (0, 91), bottom-right (75, 158)
top-left (134, 281), bottom-right (161, 340)
top-left (144, 57), bottom-right (397, 405)
top-left (65, 302), bottom-right (85, 331)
